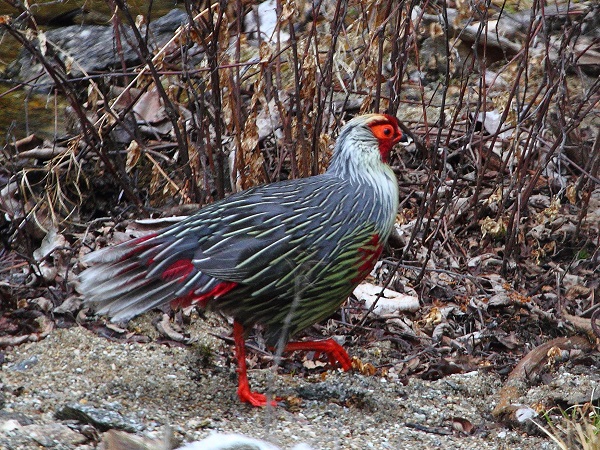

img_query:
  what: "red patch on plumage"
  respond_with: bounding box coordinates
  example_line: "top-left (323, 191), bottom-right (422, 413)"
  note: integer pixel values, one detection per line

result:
top-left (161, 259), bottom-right (195, 281)
top-left (171, 281), bottom-right (238, 309)
top-left (352, 234), bottom-right (383, 283)
top-left (120, 233), bottom-right (158, 261)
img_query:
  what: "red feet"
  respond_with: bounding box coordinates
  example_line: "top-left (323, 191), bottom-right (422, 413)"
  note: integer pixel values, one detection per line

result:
top-left (285, 338), bottom-right (353, 371)
top-left (233, 320), bottom-right (277, 407)
top-left (237, 383), bottom-right (277, 407)
top-left (232, 321), bottom-right (353, 407)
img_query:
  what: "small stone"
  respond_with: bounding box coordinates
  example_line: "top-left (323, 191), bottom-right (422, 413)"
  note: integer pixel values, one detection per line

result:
top-left (8, 355), bottom-right (39, 372)
top-left (0, 419), bottom-right (21, 432)
top-left (22, 423), bottom-right (87, 447)
top-left (55, 403), bottom-right (144, 433)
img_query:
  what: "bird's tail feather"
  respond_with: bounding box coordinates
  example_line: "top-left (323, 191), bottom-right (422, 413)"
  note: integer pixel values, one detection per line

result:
top-left (78, 233), bottom-right (217, 322)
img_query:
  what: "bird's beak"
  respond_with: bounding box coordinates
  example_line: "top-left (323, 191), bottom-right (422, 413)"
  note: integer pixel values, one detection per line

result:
top-left (396, 132), bottom-right (412, 146)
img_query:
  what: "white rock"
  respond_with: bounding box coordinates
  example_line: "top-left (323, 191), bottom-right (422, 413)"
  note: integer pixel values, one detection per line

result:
top-left (0, 419), bottom-right (21, 432)
top-left (353, 283), bottom-right (420, 316)
top-left (244, 0), bottom-right (290, 43)
top-left (177, 433), bottom-right (314, 450)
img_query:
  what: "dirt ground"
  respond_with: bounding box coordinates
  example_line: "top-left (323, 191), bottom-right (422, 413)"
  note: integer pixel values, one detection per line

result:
top-left (0, 317), bottom-right (562, 450)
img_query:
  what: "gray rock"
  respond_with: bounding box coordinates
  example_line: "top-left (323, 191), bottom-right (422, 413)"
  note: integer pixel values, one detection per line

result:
top-left (18, 423), bottom-right (87, 447)
top-left (8, 9), bottom-right (188, 92)
top-left (7, 355), bottom-right (39, 372)
top-left (0, 411), bottom-right (36, 426)
top-left (55, 403), bottom-right (144, 433)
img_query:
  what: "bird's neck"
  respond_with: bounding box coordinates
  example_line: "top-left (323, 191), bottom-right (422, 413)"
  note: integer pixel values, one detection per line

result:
top-left (327, 142), bottom-right (396, 191)
top-left (327, 148), bottom-right (399, 240)
top-left (362, 164), bottom-right (399, 241)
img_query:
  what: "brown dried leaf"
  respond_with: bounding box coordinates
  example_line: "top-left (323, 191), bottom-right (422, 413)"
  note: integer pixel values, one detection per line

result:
top-left (125, 141), bottom-right (141, 173)
top-left (13, 134), bottom-right (44, 152)
top-left (53, 296), bottom-right (83, 315)
top-left (33, 227), bottom-right (66, 262)
top-left (303, 359), bottom-right (327, 370)
top-left (479, 216), bottom-right (506, 238)
top-left (353, 282), bottom-right (420, 316)
top-left (280, 0), bottom-right (298, 22)
top-left (155, 314), bottom-right (188, 343)
top-left (565, 285), bottom-right (592, 300)
top-left (239, 110), bottom-right (265, 189)
top-left (132, 88), bottom-right (166, 124)
top-left (451, 417), bottom-right (475, 435)
top-left (31, 297), bottom-right (53, 312)
top-left (352, 357), bottom-right (377, 376)
top-left (566, 184), bottom-right (577, 204)
top-left (495, 331), bottom-right (521, 349)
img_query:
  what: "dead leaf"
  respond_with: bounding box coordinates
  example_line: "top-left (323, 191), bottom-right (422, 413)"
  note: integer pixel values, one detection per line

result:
top-left (132, 87), bottom-right (166, 124)
top-left (125, 141), bottom-right (142, 173)
top-left (33, 227), bottom-right (66, 262)
top-left (303, 359), bottom-right (327, 370)
top-left (565, 285), bottom-right (591, 300)
top-left (479, 216), bottom-right (506, 238)
top-left (451, 417), bottom-right (475, 434)
top-left (155, 314), bottom-right (189, 343)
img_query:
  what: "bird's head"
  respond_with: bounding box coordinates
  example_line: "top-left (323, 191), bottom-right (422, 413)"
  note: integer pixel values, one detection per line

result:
top-left (328, 114), bottom-right (405, 179)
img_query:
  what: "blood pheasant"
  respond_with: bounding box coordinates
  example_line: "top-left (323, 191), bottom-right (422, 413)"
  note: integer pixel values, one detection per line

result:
top-left (79, 114), bottom-right (405, 406)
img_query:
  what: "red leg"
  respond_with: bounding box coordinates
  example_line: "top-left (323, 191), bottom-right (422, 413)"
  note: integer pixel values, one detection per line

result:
top-left (233, 320), bottom-right (277, 407)
top-left (284, 339), bottom-right (353, 371)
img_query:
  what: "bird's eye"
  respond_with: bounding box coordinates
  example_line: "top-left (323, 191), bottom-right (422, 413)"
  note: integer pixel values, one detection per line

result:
top-left (369, 122), bottom-right (400, 141)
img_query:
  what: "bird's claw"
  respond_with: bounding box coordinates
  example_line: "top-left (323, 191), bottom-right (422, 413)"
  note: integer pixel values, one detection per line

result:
top-left (238, 386), bottom-right (279, 407)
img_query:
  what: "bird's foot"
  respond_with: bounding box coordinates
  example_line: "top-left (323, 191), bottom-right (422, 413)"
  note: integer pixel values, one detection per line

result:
top-left (284, 338), bottom-right (353, 371)
top-left (237, 385), bottom-right (278, 407)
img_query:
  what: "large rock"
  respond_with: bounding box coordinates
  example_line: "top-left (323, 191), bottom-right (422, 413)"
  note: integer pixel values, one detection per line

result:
top-left (7, 9), bottom-right (188, 92)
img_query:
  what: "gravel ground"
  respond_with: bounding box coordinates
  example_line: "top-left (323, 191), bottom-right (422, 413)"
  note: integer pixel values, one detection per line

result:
top-left (1, 319), bottom-right (555, 450)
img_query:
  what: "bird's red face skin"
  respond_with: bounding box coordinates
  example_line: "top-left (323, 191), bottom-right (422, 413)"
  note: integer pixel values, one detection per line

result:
top-left (368, 115), bottom-right (403, 163)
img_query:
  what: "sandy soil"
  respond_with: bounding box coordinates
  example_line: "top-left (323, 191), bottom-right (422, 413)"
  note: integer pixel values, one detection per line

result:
top-left (0, 317), bottom-right (556, 450)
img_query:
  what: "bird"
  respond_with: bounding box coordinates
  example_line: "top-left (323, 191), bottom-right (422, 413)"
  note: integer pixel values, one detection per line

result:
top-left (79, 113), bottom-right (405, 407)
